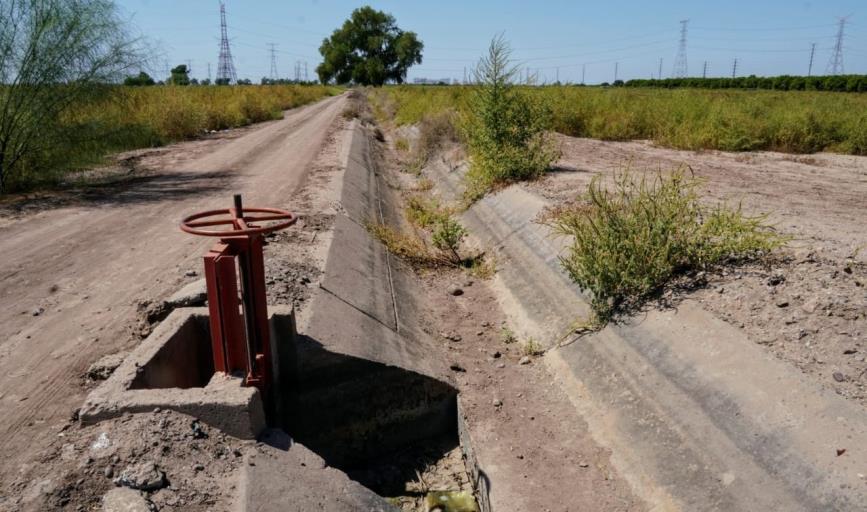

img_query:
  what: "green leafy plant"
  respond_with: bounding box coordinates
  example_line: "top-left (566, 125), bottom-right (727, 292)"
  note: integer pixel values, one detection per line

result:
top-left (462, 35), bottom-right (558, 200)
top-left (550, 168), bottom-right (786, 320)
top-left (432, 216), bottom-right (467, 262)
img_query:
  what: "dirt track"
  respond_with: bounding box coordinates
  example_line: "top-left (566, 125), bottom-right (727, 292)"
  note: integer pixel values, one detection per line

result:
top-left (0, 94), bottom-right (346, 486)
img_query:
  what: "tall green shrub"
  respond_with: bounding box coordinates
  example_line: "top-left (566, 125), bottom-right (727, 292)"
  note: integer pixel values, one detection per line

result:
top-left (463, 36), bottom-right (558, 200)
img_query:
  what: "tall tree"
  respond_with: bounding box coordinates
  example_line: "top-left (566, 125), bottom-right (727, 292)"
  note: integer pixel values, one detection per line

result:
top-left (316, 6), bottom-right (423, 86)
top-left (168, 64), bottom-right (190, 86)
top-left (0, 0), bottom-right (145, 193)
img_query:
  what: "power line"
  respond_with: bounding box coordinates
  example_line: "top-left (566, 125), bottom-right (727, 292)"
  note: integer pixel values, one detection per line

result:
top-left (673, 19), bottom-right (689, 78)
top-left (216, 1), bottom-right (238, 83)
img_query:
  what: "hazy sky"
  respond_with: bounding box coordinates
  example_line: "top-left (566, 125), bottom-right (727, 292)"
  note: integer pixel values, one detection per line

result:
top-left (116, 0), bottom-right (867, 84)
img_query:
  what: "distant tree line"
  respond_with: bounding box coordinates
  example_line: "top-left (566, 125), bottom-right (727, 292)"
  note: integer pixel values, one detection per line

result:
top-left (123, 68), bottom-right (319, 87)
top-left (622, 75), bottom-right (867, 93)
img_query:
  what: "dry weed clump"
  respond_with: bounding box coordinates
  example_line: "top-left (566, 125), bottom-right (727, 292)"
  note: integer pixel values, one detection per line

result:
top-left (550, 168), bottom-right (787, 320)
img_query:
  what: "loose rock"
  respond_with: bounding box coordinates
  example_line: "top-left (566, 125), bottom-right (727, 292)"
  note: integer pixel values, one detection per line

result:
top-left (102, 487), bottom-right (152, 512)
top-left (114, 461), bottom-right (167, 491)
top-left (519, 356), bottom-right (531, 365)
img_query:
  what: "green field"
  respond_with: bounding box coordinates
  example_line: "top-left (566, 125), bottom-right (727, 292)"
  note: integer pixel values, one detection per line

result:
top-left (379, 85), bottom-right (867, 155)
top-left (4, 85), bottom-right (337, 193)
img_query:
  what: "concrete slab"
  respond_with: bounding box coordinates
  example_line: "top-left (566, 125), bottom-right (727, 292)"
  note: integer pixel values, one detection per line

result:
top-left (340, 127), bottom-right (379, 225)
top-left (321, 215), bottom-right (397, 331)
top-left (237, 430), bottom-right (398, 512)
top-left (80, 308), bottom-right (266, 439)
top-left (303, 289), bottom-right (450, 385)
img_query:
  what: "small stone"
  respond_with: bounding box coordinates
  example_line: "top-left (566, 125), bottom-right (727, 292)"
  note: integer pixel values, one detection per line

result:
top-left (114, 461), bottom-right (167, 491)
top-left (776, 300), bottom-right (789, 308)
top-left (184, 270), bottom-right (198, 277)
top-left (493, 398), bottom-right (503, 407)
top-left (767, 274), bottom-right (785, 286)
top-left (833, 372), bottom-right (846, 382)
top-left (843, 349), bottom-right (858, 355)
top-left (104, 466), bottom-right (113, 478)
top-left (32, 307), bottom-right (44, 316)
top-left (86, 353), bottom-right (125, 381)
top-left (153, 407), bottom-right (160, 414)
top-left (578, 462), bottom-right (590, 468)
top-left (449, 363), bottom-right (466, 373)
top-left (448, 286), bottom-right (464, 296)
top-left (496, 362), bottom-right (506, 369)
top-left (193, 463), bottom-right (204, 472)
top-left (101, 488), bottom-right (151, 512)
top-left (491, 351), bottom-right (502, 359)
top-left (518, 356), bottom-right (531, 365)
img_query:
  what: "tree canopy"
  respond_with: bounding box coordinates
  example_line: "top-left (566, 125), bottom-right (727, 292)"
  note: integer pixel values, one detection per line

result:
top-left (316, 6), bottom-right (423, 86)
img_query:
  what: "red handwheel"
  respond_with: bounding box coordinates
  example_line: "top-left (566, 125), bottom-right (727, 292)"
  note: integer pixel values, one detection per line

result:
top-left (180, 206), bottom-right (297, 238)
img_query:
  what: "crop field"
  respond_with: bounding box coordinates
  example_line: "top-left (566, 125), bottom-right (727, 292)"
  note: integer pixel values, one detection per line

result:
top-left (380, 85), bottom-right (867, 155)
top-left (4, 84), bottom-right (337, 192)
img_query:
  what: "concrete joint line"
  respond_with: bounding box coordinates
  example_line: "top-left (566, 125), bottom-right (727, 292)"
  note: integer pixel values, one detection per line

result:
top-left (366, 133), bottom-right (402, 334)
top-left (318, 280), bottom-right (400, 337)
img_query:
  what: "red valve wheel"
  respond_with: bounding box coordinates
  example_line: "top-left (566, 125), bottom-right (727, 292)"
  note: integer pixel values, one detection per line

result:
top-left (180, 206), bottom-right (297, 237)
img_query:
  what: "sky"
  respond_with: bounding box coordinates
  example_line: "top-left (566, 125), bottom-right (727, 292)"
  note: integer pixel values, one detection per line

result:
top-left (115, 0), bottom-right (867, 84)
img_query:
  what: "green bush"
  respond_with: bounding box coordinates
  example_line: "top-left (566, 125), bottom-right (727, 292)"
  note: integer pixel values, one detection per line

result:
top-left (432, 216), bottom-right (467, 262)
top-left (551, 169), bottom-right (786, 320)
top-left (462, 36), bottom-right (558, 200)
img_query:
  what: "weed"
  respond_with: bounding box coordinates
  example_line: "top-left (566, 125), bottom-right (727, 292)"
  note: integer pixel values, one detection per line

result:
top-left (522, 338), bottom-right (544, 356)
top-left (464, 255), bottom-right (496, 279)
top-left (432, 216), bottom-right (467, 263)
top-left (365, 222), bottom-right (439, 267)
top-left (500, 327), bottom-right (517, 344)
top-left (550, 168), bottom-right (786, 320)
top-left (405, 195), bottom-right (448, 228)
top-left (415, 177), bottom-right (434, 191)
top-left (395, 137), bottom-right (410, 152)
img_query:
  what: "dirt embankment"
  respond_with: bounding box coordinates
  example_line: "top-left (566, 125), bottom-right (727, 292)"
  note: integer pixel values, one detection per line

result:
top-left (530, 135), bottom-right (867, 407)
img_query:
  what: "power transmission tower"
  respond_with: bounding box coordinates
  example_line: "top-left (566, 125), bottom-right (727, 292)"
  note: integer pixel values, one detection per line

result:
top-left (207, 62), bottom-right (212, 82)
top-left (614, 62), bottom-right (618, 82)
top-left (658, 58), bottom-right (663, 80)
top-left (702, 61), bottom-right (707, 79)
top-left (672, 19), bottom-right (689, 78)
top-left (186, 59), bottom-right (193, 76)
top-left (216, 1), bottom-right (237, 83)
top-left (304, 62), bottom-right (308, 82)
top-left (826, 16), bottom-right (850, 75)
top-left (268, 43), bottom-right (278, 80)
top-left (731, 58), bottom-right (738, 78)
top-left (808, 43), bottom-right (816, 76)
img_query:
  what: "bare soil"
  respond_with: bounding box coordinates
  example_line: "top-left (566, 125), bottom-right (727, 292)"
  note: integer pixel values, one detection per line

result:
top-left (0, 96), bottom-right (350, 505)
top-left (2, 410), bottom-right (250, 512)
top-left (529, 135), bottom-right (867, 407)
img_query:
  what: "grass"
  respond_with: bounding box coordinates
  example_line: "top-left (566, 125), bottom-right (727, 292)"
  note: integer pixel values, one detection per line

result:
top-left (549, 168), bottom-right (786, 320)
top-left (380, 85), bottom-right (867, 156)
top-left (5, 84), bottom-right (337, 193)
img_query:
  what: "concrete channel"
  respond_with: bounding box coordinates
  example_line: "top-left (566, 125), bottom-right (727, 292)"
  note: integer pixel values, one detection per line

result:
top-left (426, 157), bottom-right (867, 512)
top-left (82, 122), bottom-right (489, 511)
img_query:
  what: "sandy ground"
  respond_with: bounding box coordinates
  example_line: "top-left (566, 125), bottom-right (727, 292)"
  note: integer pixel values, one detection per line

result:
top-left (0, 94), bottom-right (348, 499)
top-left (529, 135), bottom-right (867, 407)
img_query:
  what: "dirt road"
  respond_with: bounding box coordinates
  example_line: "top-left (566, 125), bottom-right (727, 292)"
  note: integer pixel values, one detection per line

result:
top-left (0, 94), bottom-right (346, 485)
